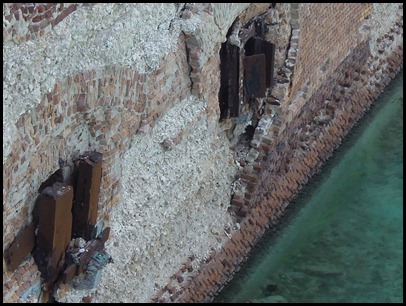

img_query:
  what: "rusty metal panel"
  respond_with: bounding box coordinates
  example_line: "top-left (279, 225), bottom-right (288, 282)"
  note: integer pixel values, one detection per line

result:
top-left (265, 41), bottom-right (275, 88)
top-left (244, 53), bottom-right (266, 99)
top-left (36, 182), bottom-right (73, 285)
top-left (219, 43), bottom-right (229, 119)
top-left (219, 43), bottom-right (240, 119)
top-left (4, 223), bottom-right (36, 271)
top-left (65, 227), bottom-right (110, 277)
top-left (72, 151), bottom-right (103, 241)
top-left (77, 237), bottom-right (105, 274)
top-left (228, 44), bottom-right (240, 117)
top-left (245, 37), bottom-right (264, 56)
top-left (244, 38), bottom-right (275, 89)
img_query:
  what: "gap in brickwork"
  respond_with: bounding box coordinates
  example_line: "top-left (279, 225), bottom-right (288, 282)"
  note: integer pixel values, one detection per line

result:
top-left (5, 150), bottom-right (111, 302)
top-left (232, 124), bottom-right (256, 165)
top-left (218, 16), bottom-right (275, 154)
top-left (217, 6), bottom-right (290, 222)
top-left (38, 169), bottom-right (64, 193)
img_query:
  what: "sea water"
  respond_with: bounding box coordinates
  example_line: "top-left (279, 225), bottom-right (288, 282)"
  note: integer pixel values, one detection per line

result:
top-left (213, 70), bottom-right (403, 303)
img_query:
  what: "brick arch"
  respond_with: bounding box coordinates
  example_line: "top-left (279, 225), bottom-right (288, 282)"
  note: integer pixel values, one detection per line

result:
top-left (209, 3), bottom-right (301, 218)
top-left (3, 33), bottom-right (191, 301)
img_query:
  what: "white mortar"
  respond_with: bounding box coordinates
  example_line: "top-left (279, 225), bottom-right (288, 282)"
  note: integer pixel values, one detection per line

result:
top-left (56, 95), bottom-right (238, 303)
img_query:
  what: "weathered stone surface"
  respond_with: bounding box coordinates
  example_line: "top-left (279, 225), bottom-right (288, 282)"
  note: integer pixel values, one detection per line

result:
top-left (3, 2), bottom-right (403, 304)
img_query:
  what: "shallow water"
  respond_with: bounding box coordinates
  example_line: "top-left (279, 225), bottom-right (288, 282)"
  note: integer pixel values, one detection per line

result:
top-left (213, 70), bottom-right (403, 303)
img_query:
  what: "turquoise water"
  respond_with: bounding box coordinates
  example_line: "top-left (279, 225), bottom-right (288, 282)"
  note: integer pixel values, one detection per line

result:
top-left (213, 71), bottom-right (403, 303)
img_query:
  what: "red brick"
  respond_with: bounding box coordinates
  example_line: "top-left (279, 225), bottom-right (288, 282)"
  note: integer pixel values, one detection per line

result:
top-left (36, 5), bottom-right (45, 13)
top-left (32, 15), bottom-right (42, 23)
top-left (13, 10), bottom-right (20, 21)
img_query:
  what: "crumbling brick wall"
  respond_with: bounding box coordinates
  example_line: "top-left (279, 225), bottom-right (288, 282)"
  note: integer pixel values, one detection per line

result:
top-left (154, 3), bottom-right (402, 303)
top-left (3, 3), bottom-right (89, 44)
top-left (3, 30), bottom-right (193, 306)
top-left (3, 3), bottom-right (403, 304)
top-left (3, 3), bottom-right (246, 303)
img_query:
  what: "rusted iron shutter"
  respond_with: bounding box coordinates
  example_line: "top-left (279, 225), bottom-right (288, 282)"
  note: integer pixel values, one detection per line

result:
top-left (72, 151), bottom-right (103, 241)
top-left (245, 37), bottom-right (266, 56)
top-left (245, 38), bottom-right (275, 89)
top-left (265, 41), bottom-right (275, 88)
top-left (228, 43), bottom-right (240, 117)
top-left (219, 43), bottom-right (228, 119)
top-left (219, 43), bottom-right (240, 119)
top-left (244, 53), bottom-right (266, 99)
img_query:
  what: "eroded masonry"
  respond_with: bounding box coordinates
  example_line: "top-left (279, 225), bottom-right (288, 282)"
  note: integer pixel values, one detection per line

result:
top-left (3, 3), bottom-right (403, 303)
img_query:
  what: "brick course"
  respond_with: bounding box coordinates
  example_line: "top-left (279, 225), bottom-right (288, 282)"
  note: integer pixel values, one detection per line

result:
top-left (2, 2), bottom-right (403, 304)
top-left (151, 4), bottom-right (403, 303)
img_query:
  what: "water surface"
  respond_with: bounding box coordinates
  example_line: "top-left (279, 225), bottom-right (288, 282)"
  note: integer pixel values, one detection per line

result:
top-left (213, 71), bottom-right (403, 303)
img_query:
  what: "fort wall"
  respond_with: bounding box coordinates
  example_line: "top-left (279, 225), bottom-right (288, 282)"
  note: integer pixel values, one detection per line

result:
top-left (3, 3), bottom-right (403, 303)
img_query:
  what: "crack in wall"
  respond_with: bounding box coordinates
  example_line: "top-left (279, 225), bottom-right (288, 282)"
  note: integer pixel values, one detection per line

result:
top-left (183, 32), bottom-right (194, 92)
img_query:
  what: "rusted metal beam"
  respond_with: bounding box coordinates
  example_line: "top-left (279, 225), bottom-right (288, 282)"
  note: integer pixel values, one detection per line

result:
top-left (244, 37), bottom-right (275, 96)
top-left (4, 223), bottom-right (36, 271)
top-left (82, 228), bottom-right (109, 267)
top-left (244, 53), bottom-right (267, 99)
top-left (66, 227), bottom-right (111, 276)
top-left (228, 44), bottom-right (240, 117)
top-left (72, 151), bottom-right (103, 241)
top-left (35, 182), bottom-right (73, 286)
top-left (219, 42), bottom-right (229, 119)
top-left (219, 43), bottom-right (240, 119)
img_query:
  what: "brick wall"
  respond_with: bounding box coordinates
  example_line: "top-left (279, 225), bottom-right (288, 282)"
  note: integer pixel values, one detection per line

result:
top-left (3, 3), bottom-right (403, 304)
top-left (290, 3), bottom-right (372, 102)
top-left (150, 3), bottom-right (403, 303)
top-left (3, 34), bottom-right (191, 303)
top-left (160, 33), bottom-right (403, 305)
top-left (2, 3), bottom-right (93, 44)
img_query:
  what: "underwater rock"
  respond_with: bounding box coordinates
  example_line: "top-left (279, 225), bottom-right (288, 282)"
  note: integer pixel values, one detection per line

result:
top-left (266, 283), bottom-right (278, 294)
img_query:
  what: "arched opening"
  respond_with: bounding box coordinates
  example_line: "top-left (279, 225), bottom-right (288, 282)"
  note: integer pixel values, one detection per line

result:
top-left (219, 15), bottom-right (276, 123)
